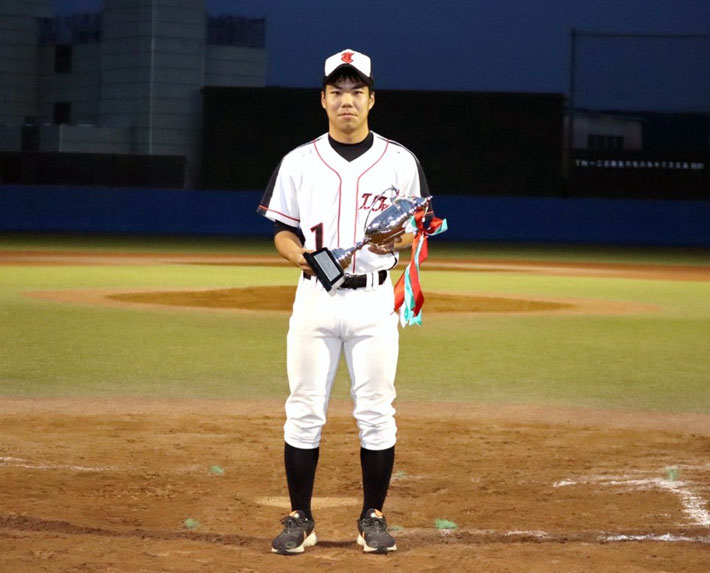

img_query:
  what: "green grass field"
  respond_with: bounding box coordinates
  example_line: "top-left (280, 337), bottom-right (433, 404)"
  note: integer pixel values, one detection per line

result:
top-left (1, 233), bottom-right (709, 413)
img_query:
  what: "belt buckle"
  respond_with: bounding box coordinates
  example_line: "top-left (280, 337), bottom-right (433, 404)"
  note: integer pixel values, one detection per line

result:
top-left (342, 274), bottom-right (358, 289)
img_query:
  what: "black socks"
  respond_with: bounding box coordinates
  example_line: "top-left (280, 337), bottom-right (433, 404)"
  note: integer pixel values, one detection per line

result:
top-left (284, 442), bottom-right (395, 522)
top-left (360, 445), bottom-right (395, 519)
top-left (284, 443), bottom-right (319, 521)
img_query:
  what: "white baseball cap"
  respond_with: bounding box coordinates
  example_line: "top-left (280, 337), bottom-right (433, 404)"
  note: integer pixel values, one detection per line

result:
top-left (323, 49), bottom-right (373, 88)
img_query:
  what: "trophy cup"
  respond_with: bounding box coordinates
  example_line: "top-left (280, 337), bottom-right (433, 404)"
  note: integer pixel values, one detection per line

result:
top-left (304, 195), bottom-right (431, 292)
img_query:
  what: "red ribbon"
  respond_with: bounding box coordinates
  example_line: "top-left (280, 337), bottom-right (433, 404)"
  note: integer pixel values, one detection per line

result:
top-left (393, 209), bottom-right (445, 317)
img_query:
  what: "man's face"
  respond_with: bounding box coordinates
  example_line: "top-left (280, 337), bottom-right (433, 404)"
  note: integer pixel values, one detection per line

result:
top-left (321, 77), bottom-right (375, 142)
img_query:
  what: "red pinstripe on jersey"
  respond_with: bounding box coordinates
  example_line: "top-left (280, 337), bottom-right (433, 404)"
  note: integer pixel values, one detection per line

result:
top-left (313, 137), bottom-right (390, 268)
top-left (258, 205), bottom-right (300, 224)
top-left (313, 139), bottom-right (344, 246)
top-left (352, 140), bottom-right (389, 268)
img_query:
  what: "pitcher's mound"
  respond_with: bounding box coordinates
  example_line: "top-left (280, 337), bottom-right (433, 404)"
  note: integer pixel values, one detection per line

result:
top-left (108, 286), bottom-right (573, 313)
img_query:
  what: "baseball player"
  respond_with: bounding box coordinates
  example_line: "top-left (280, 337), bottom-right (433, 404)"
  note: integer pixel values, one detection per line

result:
top-left (257, 48), bottom-right (431, 555)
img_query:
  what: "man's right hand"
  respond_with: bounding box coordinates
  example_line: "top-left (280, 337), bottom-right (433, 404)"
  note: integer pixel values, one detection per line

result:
top-left (275, 230), bottom-right (313, 272)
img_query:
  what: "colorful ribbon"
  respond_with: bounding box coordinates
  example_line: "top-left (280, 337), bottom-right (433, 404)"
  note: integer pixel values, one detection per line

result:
top-left (393, 208), bottom-right (448, 326)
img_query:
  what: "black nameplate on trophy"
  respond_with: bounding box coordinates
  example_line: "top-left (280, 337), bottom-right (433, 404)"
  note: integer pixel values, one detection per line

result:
top-left (304, 248), bottom-right (345, 293)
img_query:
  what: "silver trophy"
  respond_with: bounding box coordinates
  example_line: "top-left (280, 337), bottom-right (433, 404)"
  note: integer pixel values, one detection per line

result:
top-left (304, 195), bottom-right (431, 292)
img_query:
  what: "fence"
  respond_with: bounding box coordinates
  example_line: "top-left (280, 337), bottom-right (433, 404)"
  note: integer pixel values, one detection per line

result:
top-left (1, 186), bottom-right (709, 246)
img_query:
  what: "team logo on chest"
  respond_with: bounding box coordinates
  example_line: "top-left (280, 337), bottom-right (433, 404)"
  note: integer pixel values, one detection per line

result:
top-left (358, 185), bottom-right (400, 213)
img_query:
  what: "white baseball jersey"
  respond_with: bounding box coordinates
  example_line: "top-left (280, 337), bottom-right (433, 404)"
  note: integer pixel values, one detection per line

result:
top-left (258, 131), bottom-right (430, 274)
top-left (258, 131), bottom-right (430, 451)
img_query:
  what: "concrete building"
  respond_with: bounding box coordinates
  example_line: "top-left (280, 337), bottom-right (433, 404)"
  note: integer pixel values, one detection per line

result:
top-left (565, 111), bottom-right (643, 151)
top-left (0, 0), bottom-right (266, 186)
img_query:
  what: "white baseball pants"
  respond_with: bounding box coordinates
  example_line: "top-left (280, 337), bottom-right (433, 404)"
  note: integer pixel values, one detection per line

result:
top-left (284, 273), bottom-right (399, 451)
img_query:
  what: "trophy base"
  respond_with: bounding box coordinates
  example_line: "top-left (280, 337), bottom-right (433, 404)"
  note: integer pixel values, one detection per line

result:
top-left (303, 248), bottom-right (345, 293)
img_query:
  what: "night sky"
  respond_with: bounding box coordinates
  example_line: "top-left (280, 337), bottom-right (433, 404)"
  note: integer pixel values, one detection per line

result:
top-left (53, 1), bottom-right (710, 111)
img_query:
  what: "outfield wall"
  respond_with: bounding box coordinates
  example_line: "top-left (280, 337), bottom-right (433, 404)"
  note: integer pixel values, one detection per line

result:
top-left (1, 185), bottom-right (709, 246)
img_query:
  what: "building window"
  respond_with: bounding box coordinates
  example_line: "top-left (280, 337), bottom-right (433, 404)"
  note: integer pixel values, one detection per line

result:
top-left (55, 45), bottom-right (73, 73)
top-left (21, 117), bottom-right (40, 152)
top-left (54, 102), bottom-right (71, 125)
top-left (588, 134), bottom-right (624, 151)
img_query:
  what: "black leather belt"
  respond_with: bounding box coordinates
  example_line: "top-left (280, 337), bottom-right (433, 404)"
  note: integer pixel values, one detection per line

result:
top-left (303, 270), bottom-right (387, 289)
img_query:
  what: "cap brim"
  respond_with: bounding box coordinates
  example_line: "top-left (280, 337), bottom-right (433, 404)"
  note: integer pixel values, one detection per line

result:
top-left (323, 64), bottom-right (373, 87)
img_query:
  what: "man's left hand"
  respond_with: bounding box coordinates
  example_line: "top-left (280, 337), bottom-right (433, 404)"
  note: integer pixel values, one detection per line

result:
top-left (367, 232), bottom-right (414, 254)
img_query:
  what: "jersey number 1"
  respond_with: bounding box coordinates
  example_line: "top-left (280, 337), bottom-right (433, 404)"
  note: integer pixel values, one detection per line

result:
top-left (310, 223), bottom-right (323, 250)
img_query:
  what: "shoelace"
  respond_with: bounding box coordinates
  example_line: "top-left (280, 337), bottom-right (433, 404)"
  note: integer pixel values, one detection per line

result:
top-left (361, 516), bottom-right (388, 533)
top-left (281, 515), bottom-right (308, 530)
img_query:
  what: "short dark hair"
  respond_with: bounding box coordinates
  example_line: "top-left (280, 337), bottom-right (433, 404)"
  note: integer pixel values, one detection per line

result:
top-left (322, 67), bottom-right (374, 92)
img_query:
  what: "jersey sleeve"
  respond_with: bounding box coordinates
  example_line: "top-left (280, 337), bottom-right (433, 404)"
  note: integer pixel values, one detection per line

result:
top-left (388, 139), bottom-right (430, 200)
top-left (256, 156), bottom-right (300, 227)
top-left (401, 149), bottom-right (434, 224)
top-left (414, 155), bottom-right (431, 198)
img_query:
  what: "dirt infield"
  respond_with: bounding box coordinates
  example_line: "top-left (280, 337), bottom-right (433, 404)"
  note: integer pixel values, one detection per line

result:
top-left (30, 286), bottom-right (652, 318)
top-left (2, 250), bottom-right (709, 571)
top-left (1, 399), bottom-right (709, 572)
top-left (15, 249), bottom-right (678, 317)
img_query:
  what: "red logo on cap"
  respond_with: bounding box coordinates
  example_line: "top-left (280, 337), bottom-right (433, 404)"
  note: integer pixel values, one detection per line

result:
top-left (341, 51), bottom-right (354, 64)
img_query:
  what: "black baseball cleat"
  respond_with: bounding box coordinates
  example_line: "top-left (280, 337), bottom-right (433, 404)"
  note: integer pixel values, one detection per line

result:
top-left (356, 508), bottom-right (397, 553)
top-left (271, 510), bottom-right (317, 555)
